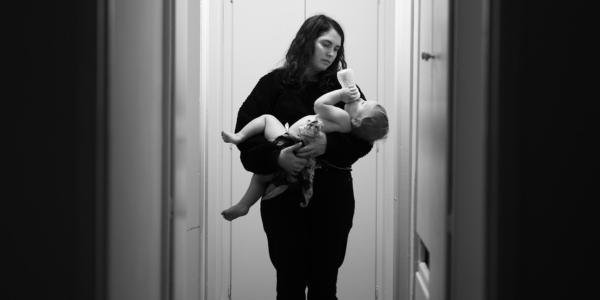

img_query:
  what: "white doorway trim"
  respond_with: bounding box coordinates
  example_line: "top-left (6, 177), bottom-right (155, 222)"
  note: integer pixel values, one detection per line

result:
top-left (392, 0), bottom-right (417, 299)
top-left (197, 0), bottom-right (412, 299)
top-left (199, 0), bottom-right (230, 300)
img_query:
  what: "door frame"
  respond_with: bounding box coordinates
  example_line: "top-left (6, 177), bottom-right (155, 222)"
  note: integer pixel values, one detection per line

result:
top-left (197, 0), bottom-right (412, 299)
top-left (195, 0), bottom-right (491, 298)
top-left (199, 0), bottom-right (230, 299)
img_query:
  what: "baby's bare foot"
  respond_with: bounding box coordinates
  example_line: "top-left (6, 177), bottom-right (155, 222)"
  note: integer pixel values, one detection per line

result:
top-left (221, 131), bottom-right (243, 144)
top-left (221, 203), bottom-right (250, 221)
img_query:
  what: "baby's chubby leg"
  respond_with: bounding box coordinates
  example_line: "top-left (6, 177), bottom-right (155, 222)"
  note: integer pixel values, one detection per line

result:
top-left (221, 173), bottom-right (273, 221)
top-left (222, 114), bottom-right (286, 144)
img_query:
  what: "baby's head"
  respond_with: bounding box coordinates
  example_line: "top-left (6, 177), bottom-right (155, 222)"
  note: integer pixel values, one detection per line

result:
top-left (345, 99), bottom-right (389, 143)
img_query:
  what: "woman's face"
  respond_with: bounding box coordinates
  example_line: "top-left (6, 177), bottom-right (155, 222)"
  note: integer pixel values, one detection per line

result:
top-left (306, 28), bottom-right (342, 79)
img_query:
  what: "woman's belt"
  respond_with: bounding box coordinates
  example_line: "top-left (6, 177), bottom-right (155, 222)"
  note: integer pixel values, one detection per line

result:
top-left (316, 159), bottom-right (352, 172)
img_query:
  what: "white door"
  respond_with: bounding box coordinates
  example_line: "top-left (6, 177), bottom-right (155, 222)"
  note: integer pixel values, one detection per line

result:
top-left (413, 0), bottom-right (450, 299)
top-left (227, 1), bottom-right (379, 299)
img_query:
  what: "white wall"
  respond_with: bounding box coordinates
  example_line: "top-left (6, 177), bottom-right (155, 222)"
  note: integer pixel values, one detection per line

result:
top-left (184, 1), bottom-right (203, 299)
top-left (172, 0), bottom-right (203, 300)
top-left (228, 2), bottom-right (304, 299)
top-left (107, 0), bottom-right (168, 299)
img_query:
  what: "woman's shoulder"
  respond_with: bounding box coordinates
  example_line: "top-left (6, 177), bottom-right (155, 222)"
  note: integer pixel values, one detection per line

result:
top-left (246, 69), bottom-right (285, 100)
top-left (251, 69), bottom-right (287, 94)
top-left (259, 68), bottom-right (285, 83)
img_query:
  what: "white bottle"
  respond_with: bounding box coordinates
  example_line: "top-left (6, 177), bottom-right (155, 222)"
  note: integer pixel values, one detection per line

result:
top-left (337, 68), bottom-right (355, 88)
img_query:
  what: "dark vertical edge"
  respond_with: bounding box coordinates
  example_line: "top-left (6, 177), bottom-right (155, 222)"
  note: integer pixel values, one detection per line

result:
top-left (162, 0), bottom-right (176, 299)
top-left (487, 0), bottom-right (521, 299)
top-left (445, 0), bottom-right (455, 298)
top-left (75, 0), bottom-right (108, 299)
top-left (94, 0), bottom-right (109, 299)
top-left (486, 0), bottom-right (501, 299)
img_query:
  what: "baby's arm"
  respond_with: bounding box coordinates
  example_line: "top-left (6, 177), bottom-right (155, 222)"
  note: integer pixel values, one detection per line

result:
top-left (314, 87), bottom-right (359, 130)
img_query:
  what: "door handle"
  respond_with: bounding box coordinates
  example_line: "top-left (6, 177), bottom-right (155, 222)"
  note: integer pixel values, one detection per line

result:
top-left (421, 52), bottom-right (435, 61)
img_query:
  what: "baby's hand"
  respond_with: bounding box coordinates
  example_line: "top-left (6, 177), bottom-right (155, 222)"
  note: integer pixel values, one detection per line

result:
top-left (339, 86), bottom-right (360, 103)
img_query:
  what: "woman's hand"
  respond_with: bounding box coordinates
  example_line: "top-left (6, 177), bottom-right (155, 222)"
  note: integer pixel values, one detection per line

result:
top-left (278, 143), bottom-right (308, 175)
top-left (339, 86), bottom-right (360, 103)
top-left (296, 131), bottom-right (327, 158)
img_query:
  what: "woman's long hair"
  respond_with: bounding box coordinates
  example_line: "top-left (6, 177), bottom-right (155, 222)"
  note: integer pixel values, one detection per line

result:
top-left (279, 15), bottom-right (347, 92)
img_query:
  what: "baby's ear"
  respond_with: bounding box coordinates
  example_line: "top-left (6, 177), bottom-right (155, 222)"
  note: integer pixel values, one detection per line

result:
top-left (351, 118), bottom-right (362, 127)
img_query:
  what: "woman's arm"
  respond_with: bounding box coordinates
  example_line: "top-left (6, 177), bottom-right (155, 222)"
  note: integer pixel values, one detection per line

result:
top-left (319, 131), bottom-right (372, 167)
top-left (319, 85), bottom-right (373, 166)
top-left (235, 72), bottom-right (282, 175)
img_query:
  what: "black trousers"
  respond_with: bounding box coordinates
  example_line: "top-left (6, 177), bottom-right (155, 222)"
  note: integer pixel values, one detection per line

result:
top-left (260, 167), bottom-right (355, 300)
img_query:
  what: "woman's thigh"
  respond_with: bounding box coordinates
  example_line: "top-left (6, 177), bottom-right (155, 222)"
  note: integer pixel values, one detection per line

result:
top-left (260, 190), bottom-right (308, 266)
top-left (309, 173), bottom-right (355, 264)
top-left (305, 172), bottom-right (355, 298)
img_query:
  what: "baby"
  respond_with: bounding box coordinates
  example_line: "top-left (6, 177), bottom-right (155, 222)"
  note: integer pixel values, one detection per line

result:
top-left (221, 70), bottom-right (388, 221)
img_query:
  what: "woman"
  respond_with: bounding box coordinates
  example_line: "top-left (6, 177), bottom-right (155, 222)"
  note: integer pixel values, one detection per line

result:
top-left (234, 15), bottom-right (373, 299)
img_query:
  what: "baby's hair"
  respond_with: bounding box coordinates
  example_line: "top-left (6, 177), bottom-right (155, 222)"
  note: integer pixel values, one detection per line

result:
top-left (351, 103), bottom-right (389, 143)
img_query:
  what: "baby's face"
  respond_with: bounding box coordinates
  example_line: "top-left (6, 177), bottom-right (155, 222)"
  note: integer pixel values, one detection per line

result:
top-left (346, 99), bottom-right (378, 120)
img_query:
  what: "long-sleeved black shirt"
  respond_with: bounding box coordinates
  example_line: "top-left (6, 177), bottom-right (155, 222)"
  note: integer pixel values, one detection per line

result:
top-left (235, 69), bottom-right (373, 175)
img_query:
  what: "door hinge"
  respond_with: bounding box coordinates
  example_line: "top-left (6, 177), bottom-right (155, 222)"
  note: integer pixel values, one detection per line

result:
top-left (228, 285), bottom-right (231, 299)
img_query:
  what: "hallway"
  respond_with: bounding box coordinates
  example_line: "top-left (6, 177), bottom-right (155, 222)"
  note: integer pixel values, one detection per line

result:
top-left (6, 0), bottom-right (598, 300)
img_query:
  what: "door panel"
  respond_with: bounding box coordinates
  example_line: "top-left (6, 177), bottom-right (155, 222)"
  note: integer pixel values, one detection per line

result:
top-left (414, 0), bottom-right (450, 299)
top-left (416, 0), bottom-right (434, 248)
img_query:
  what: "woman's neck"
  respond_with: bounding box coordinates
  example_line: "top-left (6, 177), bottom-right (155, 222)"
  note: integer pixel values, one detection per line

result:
top-left (305, 68), bottom-right (319, 81)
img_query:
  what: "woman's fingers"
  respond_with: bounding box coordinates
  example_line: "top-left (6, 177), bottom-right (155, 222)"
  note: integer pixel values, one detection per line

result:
top-left (294, 157), bottom-right (307, 171)
top-left (297, 133), bottom-right (327, 158)
top-left (289, 158), bottom-right (305, 175)
top-left (278, 143), bottom-right (308, 175)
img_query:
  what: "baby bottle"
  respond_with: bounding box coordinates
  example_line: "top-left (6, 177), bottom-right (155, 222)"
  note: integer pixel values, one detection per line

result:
top-left (337, 68), bottom-right (355, 88)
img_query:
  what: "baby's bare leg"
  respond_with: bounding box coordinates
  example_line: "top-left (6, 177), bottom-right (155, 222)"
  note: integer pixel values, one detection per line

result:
top-left (221, 174), bottom-right (273, 221)
top-left (222, 114), bottom-right (286, 144)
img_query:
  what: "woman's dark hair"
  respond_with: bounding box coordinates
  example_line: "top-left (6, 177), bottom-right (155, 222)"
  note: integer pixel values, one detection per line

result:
top-left (279, 15), bottom-right (347, 92)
